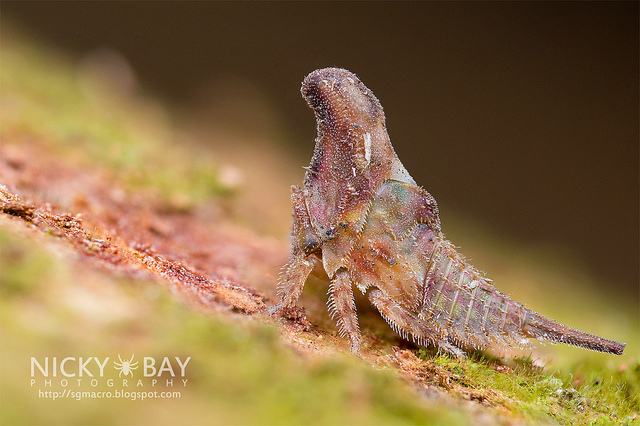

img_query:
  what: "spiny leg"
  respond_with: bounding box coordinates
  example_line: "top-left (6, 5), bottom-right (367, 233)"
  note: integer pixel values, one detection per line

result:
top-left (270, 184), bottom-right (321, 315)
top-left (268, 255), bottom-right (315, 315)
top-left (368, 290), bottom-right (465, 358)
top-left (328, 268), bottom-right (361, 353)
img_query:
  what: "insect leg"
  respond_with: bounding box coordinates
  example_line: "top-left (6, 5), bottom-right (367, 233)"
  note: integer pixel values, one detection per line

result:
top-left (278, 256), bottom-right (315, 306)
top-left (328, 268), bottom-right (361, 353)
top-left (269, 255), bottom-right (315, 315)
top-left (269, 185), bottom-right (320, 315)
top-left (368, 289), bottom-right (465, 357)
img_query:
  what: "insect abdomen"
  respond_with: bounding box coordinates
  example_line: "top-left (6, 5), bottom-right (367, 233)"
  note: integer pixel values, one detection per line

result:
top-left (418, 232), bottom-right (625, 354)
top-left (419, 234), bottom-right (524, 349)
top-left (521, 311), bottom-right (625, 355)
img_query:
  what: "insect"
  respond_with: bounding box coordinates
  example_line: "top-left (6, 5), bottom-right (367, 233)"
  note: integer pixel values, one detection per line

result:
top-left (270, 67), bottom-right (625, 357)
top-left (113, 354), bottom-right (139, 378)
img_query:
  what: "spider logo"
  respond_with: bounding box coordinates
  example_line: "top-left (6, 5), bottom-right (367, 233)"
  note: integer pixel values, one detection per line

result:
top-left (113, 354), bottom-right (139, 378)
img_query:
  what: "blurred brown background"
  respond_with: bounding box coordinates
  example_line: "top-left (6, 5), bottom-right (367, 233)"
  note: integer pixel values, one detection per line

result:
top-left (2, 2), bottom-right (638, 299)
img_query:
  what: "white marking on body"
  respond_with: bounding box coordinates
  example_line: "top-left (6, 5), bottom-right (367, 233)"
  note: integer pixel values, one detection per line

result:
top-left (464, 286), bottom-right (477, 335)
top-left (482, 293), bottom-right (492, 331)
top-left (467, 279), bottom-right (479, 290)
top-left (433, 256), bottom-right (452, 308)
top-left (364, 133), bottom-right (372, 165)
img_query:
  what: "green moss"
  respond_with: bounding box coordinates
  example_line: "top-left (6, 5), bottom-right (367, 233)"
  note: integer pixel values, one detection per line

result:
top-left (0, 226), bottom-right (467, 425)
top-left (416, 351), bottom-right (639, 424)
